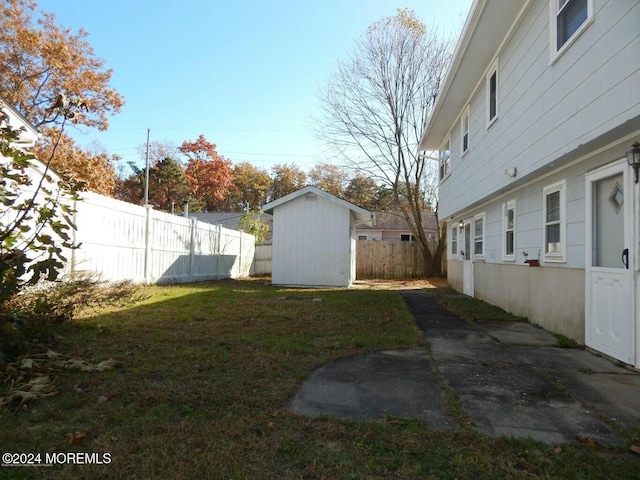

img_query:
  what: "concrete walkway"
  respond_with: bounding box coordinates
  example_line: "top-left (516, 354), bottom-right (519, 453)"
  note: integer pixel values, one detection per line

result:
top-left (291, 289), bottom-right (640, 444)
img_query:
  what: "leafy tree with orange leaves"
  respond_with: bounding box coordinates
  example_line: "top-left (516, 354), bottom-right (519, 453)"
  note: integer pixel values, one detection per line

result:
top-left (0, 0), bottom-right (124, 194)
top-left (180, 135), bottom-right (233, 211)
top-left (226, 162), bottom-right (272, 211)
top-left (269, 163), bottom-right (307, 201)
top-left (308, 162), bottom-right (348, 197)
top-left (33, 127), bottom-right (119, 196)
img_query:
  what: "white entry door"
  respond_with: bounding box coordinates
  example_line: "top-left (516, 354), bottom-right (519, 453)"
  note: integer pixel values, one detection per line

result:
top-left (585, 160), bottom-right (635, 364)
top-left (462, 219), bottom-right (474, 297)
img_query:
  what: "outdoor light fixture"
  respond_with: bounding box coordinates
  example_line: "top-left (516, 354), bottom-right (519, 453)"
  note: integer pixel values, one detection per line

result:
top-left (626, 141), bottom-right (640, 184)
top-left (458, 220), bottom-right (464, 229)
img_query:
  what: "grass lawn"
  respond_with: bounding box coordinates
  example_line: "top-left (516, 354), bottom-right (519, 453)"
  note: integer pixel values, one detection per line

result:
top-left (1, 278), bottom-right (639, 479)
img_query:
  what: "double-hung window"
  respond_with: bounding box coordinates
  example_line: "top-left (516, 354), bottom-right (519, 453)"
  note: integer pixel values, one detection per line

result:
top-left (461, 106), bottom-right (470, 154)
top-left (543, 181), bottom-right (566, 262)
top-left (474, 214), bottom-right (484, 258)
top-left (486, 59), bottom-right (498, 127)
top-left (503, 200), bottom-right (516, 261)
top-left (551, 0), bottom-right (593, 57)
top-left (439, 137), bottom-right (451, 181)
top-left (451, 224), bottom-right (458, 257)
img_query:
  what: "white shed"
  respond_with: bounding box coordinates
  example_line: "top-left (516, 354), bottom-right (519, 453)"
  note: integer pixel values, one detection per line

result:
top-left (261, 186), bottom-right (374, 287)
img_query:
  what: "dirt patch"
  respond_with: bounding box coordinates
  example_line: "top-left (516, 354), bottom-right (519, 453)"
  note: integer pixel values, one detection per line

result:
top-left (351, 278), bottom-right (447, 290)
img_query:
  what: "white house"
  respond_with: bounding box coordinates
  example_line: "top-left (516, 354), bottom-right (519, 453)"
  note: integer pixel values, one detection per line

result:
top-left (0, 96), bottom-right (39, 150)
top-left (356, 211), bottom-right (438, 242)
top-left (419, 0), bottom-right (640, 368)
top-left (261, 186), bottom-right (374, 287)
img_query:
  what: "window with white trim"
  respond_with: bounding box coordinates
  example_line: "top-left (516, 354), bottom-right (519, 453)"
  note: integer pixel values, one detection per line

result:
top-left (486, 59), bottom-right (498, 126)
top-left (451, 224), bottom-right (458, 257)
top-left (543, 181), bottom-right (566, 261)
top-left (551, 0), bottom-right (593, 56)
top-left (503, 200), bottom-right (516, 261)
top-left (461, 106), bottom-right (470, 154)
top-left (439, 136), bottom-right (451, 181)
top-left (474, 213), bottom-right (484, 258)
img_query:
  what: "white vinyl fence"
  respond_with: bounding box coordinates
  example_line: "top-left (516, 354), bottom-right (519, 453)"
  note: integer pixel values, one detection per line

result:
top-left (70, 192), bottom-right (255, 283)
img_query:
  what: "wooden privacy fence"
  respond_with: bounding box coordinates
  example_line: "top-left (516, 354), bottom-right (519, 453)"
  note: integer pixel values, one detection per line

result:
top-left (69, 192), bottom-right (255, 283)
top-left (253, 241), bottom-right (427, 279)
top-left (252, 243), bottom-right (272, 275)
top-left (356, 240), bottom-right (425, 279)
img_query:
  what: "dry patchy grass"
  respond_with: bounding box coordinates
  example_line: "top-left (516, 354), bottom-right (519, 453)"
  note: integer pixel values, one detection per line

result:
top-left (1, 278), bottom-right (638, 479)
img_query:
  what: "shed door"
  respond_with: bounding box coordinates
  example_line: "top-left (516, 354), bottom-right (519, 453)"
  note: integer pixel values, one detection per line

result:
top-left (585, 160), bottom-right (634, 364)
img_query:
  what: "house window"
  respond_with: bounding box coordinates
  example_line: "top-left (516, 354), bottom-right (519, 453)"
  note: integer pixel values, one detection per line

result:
top-left (503, 200), bottom-right (516, 260)
top-left (358, 235), bottom-right (368, 241)
top-left (461, 106), bottom-right (470, 154)
top-left (401, 234), bottom-right (416, 242)
top-left (543, 181), bottom-right (566, 261)
top-left (451, 225), bottom-right (458, 256)
top-left (486, 59), bottom-right (498, 126)
top-left (474, 214), bottom-right (484, 257)
top-left (551, 0), bottom-right (593, 57)
top-left (439, 137), bottom-right (451, 180)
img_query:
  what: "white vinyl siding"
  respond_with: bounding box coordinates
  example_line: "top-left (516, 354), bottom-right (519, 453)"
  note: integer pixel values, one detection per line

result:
top-left (543, 180), bottom-right (566, 262)
top-left (503, 200), bottom-right (516, 261)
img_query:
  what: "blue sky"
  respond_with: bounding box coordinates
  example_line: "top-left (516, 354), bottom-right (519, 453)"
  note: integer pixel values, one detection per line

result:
top-left (36, 0), bottom-right (472, 175)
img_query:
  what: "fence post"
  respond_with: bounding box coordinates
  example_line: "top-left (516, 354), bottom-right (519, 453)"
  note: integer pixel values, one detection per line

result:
top-left (189, 217), bottom-right (196, 281)
top-left (215, 224), bottom-right (222, 280)
top-left (144, 205), bottom-right (153, 283)
top-left (70, 195), bottom-right (79, 275)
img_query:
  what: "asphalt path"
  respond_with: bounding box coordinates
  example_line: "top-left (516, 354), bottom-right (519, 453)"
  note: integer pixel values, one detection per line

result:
top-left (291, 289), bottom-right (640, 444)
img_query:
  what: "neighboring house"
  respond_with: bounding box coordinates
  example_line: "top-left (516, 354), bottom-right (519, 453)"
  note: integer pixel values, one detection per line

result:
top-left (0, 97), bottom-right (61, 201)
top-left (356, 211), bottom-right (438, 242)
top-left (261, 185), bottom-right (374, 287)
top-left (419, 0), bottom-right (640, 368)
top-left (190, 211), bottom-right (273, 234)
top-left (0, 96), bottom-right (39, 150)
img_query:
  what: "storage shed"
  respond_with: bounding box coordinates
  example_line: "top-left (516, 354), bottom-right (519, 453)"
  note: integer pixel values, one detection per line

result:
top-left (261, 186), bottom-right (374, 287)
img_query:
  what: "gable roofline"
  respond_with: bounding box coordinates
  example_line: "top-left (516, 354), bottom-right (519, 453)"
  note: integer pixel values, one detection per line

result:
top-left (0, 95), bottom-right (39, 147)
top-left (419, 0), bottom-right (529, 151)
top-left (261, 185), bottom-right (374, 225)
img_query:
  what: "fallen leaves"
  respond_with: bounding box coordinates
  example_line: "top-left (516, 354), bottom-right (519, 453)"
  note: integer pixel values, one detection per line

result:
top-left (65, 431), bottom-right (88, 445)
top-left (0, 350), bottom-right (122, 411)
top-left (0, 376), bottom-right (57, 409)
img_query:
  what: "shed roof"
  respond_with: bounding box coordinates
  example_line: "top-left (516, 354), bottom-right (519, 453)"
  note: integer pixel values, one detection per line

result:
top-left (261, 185), bottom-right (374, 226)
top-left (419, 0), bottom-right (527, 150)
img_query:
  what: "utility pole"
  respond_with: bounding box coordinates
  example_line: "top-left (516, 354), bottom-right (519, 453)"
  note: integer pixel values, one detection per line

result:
top-left (144, 128), bottom-right (150, 205)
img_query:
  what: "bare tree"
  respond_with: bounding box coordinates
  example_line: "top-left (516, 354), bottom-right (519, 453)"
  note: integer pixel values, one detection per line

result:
top-left (315, 9), bottom-right (453, 276)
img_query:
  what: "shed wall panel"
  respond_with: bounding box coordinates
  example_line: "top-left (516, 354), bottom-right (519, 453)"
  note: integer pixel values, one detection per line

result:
top-left (271, 194), bottom-right (352, 287)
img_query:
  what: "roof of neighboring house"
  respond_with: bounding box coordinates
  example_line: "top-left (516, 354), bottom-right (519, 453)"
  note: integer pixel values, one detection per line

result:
top-left (190, 211), bottom-right (273, 231)
top-left (261, 185), bottom-right (375, 226)
top-left (0, 95), bottom-right (40, 149)
top-left (357, 211), bottom-right (438, 231)
top-left (419, 0), bottom-right (527, 150)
